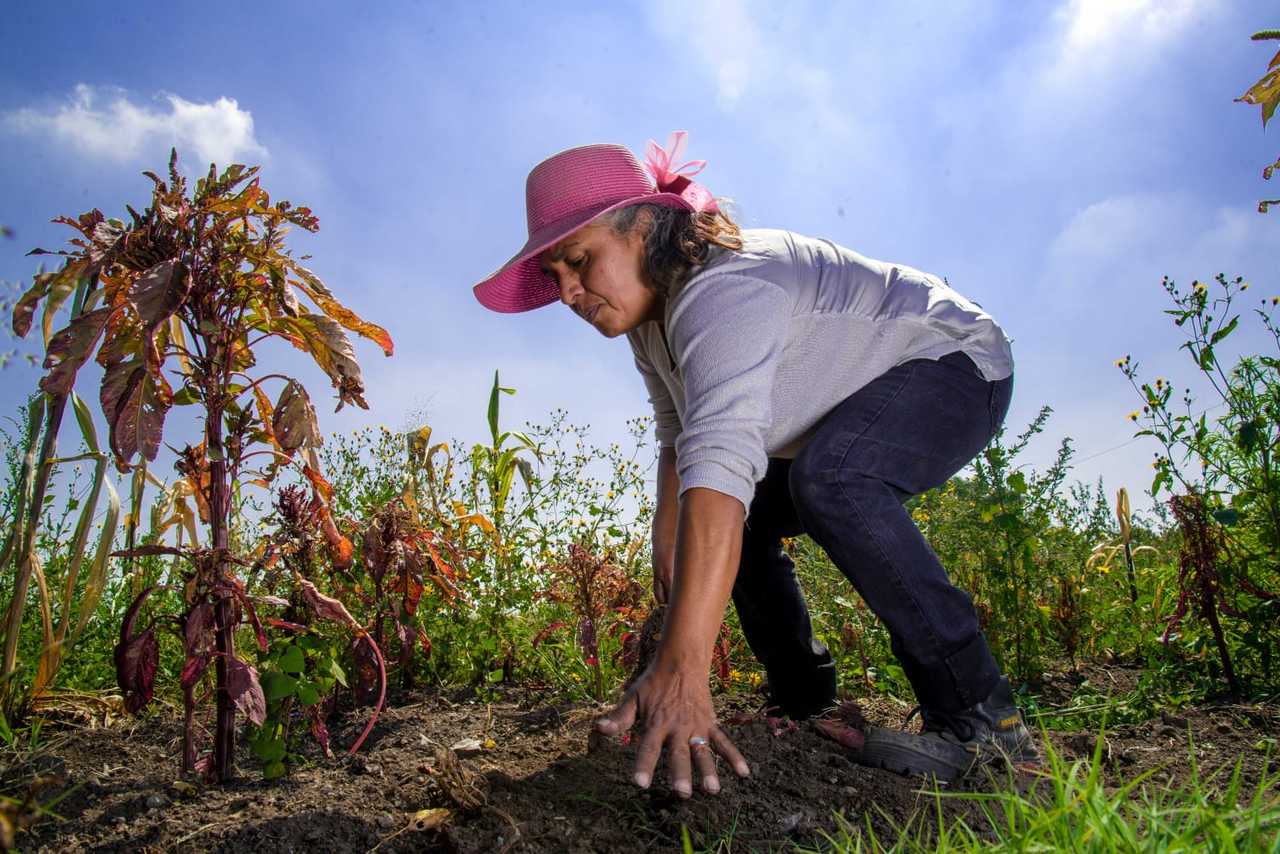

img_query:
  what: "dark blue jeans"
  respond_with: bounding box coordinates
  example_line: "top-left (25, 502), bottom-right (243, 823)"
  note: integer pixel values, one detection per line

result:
top-left (731, 350), bottom-right (1013, 716)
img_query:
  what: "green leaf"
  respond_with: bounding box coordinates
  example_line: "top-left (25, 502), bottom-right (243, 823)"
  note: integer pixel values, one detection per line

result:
top-left (1237, 420), bottom-right (1262, 453)
top-left (487, 370), bottom-right (502, 442)
top-left (70, 391), bottom-right (102, 454)
top-left (296, 682), bottom-right (320, 706)
top-left (1213, 508), bottom-right (1241, 526)
top-left (328, 657), bottom-right (347, 687)
top-left (486, 668), bottom-right (505, 683)
top-left (172, 386), bottom-right (200, 406)
top-left (278, 644), bottom-right (305, 674)
top-left (1006, 471), bottom-right (1028, 495)
top-left (262, 671), bottom-right (297, 702)
top-left (1209, 316), bottom-right (1239, 346)
top-left (263, 760), bottom-right (287, 780)
top-left (251, 735), bottom-right (286, 763)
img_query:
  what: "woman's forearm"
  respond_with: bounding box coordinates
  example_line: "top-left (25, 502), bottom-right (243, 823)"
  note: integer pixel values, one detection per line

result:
top-left (653, 446), bottom-right (680, 555)
top-left (655, 486), bottom-right (744, 671)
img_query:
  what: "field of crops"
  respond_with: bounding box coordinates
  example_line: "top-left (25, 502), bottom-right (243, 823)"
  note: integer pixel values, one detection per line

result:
top-left (1, 43), bottom-right (1280, 853)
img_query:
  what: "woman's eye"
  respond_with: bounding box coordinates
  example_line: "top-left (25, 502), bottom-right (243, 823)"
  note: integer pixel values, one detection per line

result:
top-left (569, 255), bottom-right (586, 268)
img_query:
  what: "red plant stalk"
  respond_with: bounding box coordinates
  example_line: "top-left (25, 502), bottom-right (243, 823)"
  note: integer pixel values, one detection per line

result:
top-left (205, 346), bottom-right (239, 781)
top-left (348, 632), bottom-right (386, 755)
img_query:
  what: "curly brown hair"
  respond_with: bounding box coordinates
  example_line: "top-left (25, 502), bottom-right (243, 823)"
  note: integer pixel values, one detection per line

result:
top-left (602, 203), bottom-right (743, 298)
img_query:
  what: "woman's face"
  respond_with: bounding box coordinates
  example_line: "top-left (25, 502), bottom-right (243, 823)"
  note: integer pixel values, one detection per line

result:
top-left (540, 219), bottom-right (662, 338)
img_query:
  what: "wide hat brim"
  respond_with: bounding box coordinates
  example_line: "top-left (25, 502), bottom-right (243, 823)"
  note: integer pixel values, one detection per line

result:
top-left (472, 192), bottom-right (692, 314)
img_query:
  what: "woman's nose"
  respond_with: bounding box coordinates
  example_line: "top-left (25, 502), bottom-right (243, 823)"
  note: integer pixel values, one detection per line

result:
top-left (558, 272), bottom-right (582, 307)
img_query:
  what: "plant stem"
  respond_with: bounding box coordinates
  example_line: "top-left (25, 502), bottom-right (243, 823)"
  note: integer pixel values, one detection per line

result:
top-left (1, 392), bottom-right (69, 705)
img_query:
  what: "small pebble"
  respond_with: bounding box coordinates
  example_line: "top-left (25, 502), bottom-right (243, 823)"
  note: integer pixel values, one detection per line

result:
top-left (145, 794), bottom-right (167, 809)
top-left (780, 813), bottom-right (803, 834)
top-left (376, 813), bottom-right (398, 830)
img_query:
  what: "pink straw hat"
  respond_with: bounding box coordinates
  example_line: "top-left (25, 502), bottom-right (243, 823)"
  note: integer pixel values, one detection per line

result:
top-left (473, 131), bottom-right (719, 313)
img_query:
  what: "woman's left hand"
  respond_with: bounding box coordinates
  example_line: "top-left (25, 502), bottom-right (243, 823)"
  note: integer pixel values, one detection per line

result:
top-left (595, 659), bottom-right (750, 797)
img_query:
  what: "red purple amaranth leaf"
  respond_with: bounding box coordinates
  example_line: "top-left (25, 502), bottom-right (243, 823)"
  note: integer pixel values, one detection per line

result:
top-left (99, 356), bottom-right (173, 468)
top-left (39, 305), bottom-right (112, 396)
top-left (180, 601), bottom-right (215, 691)
top-left (115, 587), bottom-right (159, 714)
top-left (127, 259), bottom-right (188, 374)
top-left (225, 653), bottom-right (267, 727)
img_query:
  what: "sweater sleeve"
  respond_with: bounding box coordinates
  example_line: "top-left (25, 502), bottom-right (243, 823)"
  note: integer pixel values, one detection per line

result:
top-left (669, 274), bottom-right (791, 512)
top-left (628, 330), bottom-right (681, 448)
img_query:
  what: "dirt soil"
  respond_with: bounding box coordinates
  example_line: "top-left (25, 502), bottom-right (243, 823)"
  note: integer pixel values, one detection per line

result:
top-left (5, 664), bottom-right (1279, 852)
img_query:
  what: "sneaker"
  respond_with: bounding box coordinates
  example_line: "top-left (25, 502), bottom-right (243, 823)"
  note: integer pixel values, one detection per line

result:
top-left (858, 676), bottom-right (1039, 782)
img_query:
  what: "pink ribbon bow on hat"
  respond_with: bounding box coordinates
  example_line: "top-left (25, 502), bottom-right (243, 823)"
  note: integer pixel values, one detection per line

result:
top-left (644, 131), bottom-right (718, 213)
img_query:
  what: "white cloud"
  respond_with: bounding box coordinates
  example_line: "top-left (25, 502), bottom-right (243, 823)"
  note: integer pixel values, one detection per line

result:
top-left (1058, 0), bottom-right (1202, 56)
top-left (4, 84), bottom-right (267, 167)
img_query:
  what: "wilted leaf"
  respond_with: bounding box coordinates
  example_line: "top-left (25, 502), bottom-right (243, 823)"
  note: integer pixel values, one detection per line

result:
top-left (88, 218), bottom-right (126, 264)
top-left (814, 718), bottom-right (866, 751)
top-left (297, 576), bottom-right (359, 629)
top-left (175, 443), bottom-right (213, 523)
top-left (303, 464), bottom-right (335, 503)
top-left (290, 264), bottom-right (394, 356)
top-left (12, 270), bottom-right (55, 338)
top-left (115, 587), bottom-right (159, 714)
top-left (226, 654), bottom-right (267, 727)
top-left (309, 709), bottom-right (333, 758)
top-left (252, 385), bottom-right (280, 451)
top-left (410, 808), bottom-right (451, 832)
top-left (272, 380), bottom-right (321, 454)
top-left (279, 312), bottom-right (368, 410)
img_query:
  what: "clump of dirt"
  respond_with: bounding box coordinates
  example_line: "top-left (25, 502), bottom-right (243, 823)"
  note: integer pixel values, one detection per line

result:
top-left (4, 667), bottom-right (1278, 852)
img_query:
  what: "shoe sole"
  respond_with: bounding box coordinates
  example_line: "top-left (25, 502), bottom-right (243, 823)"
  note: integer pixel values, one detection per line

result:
top-left (858, 727), bottom-right (974, 782)
top-left (859, 728), bottom-right (1041, 781)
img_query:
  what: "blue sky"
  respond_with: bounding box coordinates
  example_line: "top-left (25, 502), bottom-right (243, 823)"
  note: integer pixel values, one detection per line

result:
top-left (2, 0), bottom-right (1278, 517)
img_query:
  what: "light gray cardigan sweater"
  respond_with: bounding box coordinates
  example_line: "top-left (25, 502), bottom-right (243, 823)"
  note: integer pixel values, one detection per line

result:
top-left (626, 228), bottom-right (1014, 512)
